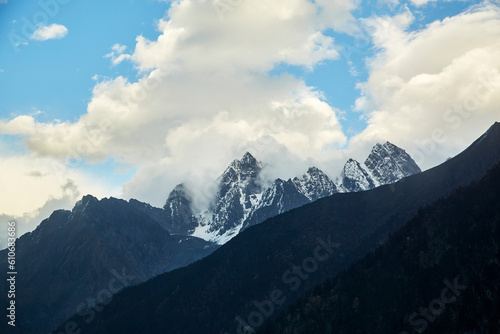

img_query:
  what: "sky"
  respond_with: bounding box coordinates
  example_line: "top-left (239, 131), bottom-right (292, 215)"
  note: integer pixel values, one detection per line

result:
top-left (0, 0), bottom-right (499, 245)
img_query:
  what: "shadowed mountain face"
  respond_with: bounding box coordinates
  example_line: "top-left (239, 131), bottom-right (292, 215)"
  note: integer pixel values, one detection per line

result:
top-left (259, 161), bottom-right (500, 334)
top-left (0, 196), bottom-right (217, 334)
top-left (54, 123), bottom-right (500, 334)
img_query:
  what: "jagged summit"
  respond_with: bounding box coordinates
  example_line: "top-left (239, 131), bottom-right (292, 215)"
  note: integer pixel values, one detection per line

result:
top-left (293, 166), bottom-right (338, 201)
top-left (162, 184), bottom-right (198, 235)
top-left (75, 194), bottom-right (98, 206)
top-left (206, 153), bottom-right (264, 240)
top-left (240, 152), bottom-right (260, 166)
top-left (165, 184), bottom-right (190, 204)
top-left (364, 141), bottom-right (421, 185)
top-left (224, 152), bottom-right (262, 180)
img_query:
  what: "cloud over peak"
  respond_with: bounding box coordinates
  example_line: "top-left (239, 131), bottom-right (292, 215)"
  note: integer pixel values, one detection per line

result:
top-left (1, 0), bottom-right (357, 207)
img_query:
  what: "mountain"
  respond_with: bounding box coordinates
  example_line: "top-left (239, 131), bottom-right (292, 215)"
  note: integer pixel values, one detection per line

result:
top-left (55, 123), bottom-right (500, 334)
top-left (365, 141), bottom-right (422, 185)
top-left (182, 141), bottom-right (420, 243)
top-left (339, 142), bottom-right (421, 192)
top-left (208, 152), bottom-right (264, 238)
top-left (162, 184), bottom-right (199, 235)
top-left (259, 160), bottom-right (500, 334)
top-left (293, 167), bottom-right (339, 202)
top-left (0, 195), bottom-right (217, 334)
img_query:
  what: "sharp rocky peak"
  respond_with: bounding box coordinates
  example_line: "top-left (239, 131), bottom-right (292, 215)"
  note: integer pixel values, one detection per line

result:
top-left (166, 184), bottom-right (190, 202)
top-left (217, 152), bottom-right (263, 197)
top-left (226, 152), bottom-right (262, 176)
top-left (162, 183), bottom-right (198, 235)
top-left (293, 166), bottom-right (338, 202)
top-left (364, 141), bottom-right (421, 185)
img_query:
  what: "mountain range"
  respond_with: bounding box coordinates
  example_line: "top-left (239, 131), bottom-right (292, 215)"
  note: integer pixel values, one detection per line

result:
top-left (52, 123), bottom-right (500, 334)
top-left (162, 141), bottom-right (421, 243)
top-left (0, 140), bottom-right (420, 334)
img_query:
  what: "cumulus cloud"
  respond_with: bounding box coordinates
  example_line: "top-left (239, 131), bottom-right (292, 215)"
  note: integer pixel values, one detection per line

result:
top-left (30, 23), bottom-right (68, 41)
top-left (0, 0), bottom-right (356, 208)
top-left (351, 3), bottom-right (500, 170)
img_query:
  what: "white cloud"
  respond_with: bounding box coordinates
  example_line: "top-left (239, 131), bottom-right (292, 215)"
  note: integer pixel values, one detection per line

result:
top-left (352, 3), bottom-right (500, 169)
top-left (409, 0), bottom-right (454, 6)
top-left (0, 0), bottom-right (356, 208)
top-left (409, 0), bottom-right (460, 7)
top-left (105, 43), bottom-right (132, 66)
top-left (410, 0), bottom-right (434, 6)
top-left (0, 155), bottom-right (116, 217)
top-left (0, 180), bottom-right (79, 249)
top-left (30, 23), bottom-right (68, 41)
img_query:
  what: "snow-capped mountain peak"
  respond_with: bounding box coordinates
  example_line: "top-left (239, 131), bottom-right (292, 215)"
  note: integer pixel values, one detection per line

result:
top-left (364, 141), bottom-right (421, 185)
top-left (207, 152), bottom-right (264, 240)
top-left (170, 143), bottom-right (421, 244)
top-left (293, 167), bottom-right (338, 201)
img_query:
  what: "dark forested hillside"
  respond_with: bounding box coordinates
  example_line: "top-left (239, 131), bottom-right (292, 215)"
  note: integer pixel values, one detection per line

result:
top-left (259, 162), bottom-right (500, 334)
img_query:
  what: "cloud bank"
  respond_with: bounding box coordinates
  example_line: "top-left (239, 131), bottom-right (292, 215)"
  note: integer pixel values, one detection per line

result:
top-left (352, 3), bottom-right (500, 169)
top-left (1, 0), bottom-right (500, 227)
top-left (1, 0), bottom-right (358, 208)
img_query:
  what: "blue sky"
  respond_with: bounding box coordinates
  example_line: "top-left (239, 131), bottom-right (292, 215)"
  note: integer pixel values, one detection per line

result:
top-left (0, 0), bottom-right (165, 116)
top-left (1, 0), bottom-right (499, 242)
